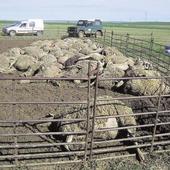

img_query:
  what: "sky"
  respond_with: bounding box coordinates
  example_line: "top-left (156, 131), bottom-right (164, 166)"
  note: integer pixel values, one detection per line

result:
top-left (0, 0), bottom-right (170, 21)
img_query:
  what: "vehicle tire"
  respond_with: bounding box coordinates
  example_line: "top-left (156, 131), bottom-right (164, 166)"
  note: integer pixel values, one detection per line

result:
top-left (68, 33), bottom-right (73, 37)
top-left (78, 31), bottom-right (84, 38)
top-left (9, 30), bottom-right (16, 37)
top-left (36, 31), bottom-right (43, 36)
top-left (95, 31), bottom-right (102, 38)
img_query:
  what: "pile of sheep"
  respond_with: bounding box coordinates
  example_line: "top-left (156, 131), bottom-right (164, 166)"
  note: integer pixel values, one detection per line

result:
top-left (0, 38), bottom-right (169, 161)
top-left (0, 37), bottom-right (169, 96)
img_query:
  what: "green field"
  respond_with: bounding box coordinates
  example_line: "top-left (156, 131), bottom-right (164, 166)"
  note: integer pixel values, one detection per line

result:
top-left (0, 21), bottom-right (170, 45)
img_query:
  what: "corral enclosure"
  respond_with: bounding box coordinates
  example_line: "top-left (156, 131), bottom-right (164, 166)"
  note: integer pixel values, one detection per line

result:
top-left (0, 27), bottom-right (169, 169)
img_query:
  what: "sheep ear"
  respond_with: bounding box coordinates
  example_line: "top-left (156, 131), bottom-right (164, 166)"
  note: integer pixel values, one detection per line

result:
top-left (45, 113), bottom-right (55, 118)
top-left (138, 57), bottom-right (141, 61)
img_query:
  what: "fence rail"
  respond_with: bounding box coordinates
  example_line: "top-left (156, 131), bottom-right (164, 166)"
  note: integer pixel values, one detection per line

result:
top-left (0, 29), bottom-right (170, 168)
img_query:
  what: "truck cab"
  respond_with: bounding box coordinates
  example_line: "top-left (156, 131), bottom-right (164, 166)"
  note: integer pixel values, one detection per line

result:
top-left (67, 19), bottom-right (103, 38)
top-left (2, 19), bottom-right (44, 37)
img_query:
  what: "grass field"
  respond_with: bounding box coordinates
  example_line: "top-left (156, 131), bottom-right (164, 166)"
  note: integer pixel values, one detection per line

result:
top-left (0, 21), bottom-right (170, 45)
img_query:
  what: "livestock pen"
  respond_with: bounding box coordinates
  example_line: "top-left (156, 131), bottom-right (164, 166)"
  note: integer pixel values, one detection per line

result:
top-left (0, 29), bottom-right (169, 169)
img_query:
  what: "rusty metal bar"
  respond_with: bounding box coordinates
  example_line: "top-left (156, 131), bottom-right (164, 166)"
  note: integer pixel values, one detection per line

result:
top-left (0, 131), bottom-right (87, 137)
top-left (95, 94), bottom-right (170, 101)
top-left (0, 132), bottom-right (169, 150)
top-left (150, 78), bottom-right (164, 152)
top-left (140, 40), bottom-right (144, 59)
top-left (103, 29), bottom-right (106, 47)
top-left (92, 141), bottom-right (170, 154)
top-left (0, 101), bottom-right (87, 105)
top-left (89, 62), bottom-right (100, 160)
top-left (92, 149), bottom-right (170, 162)
top-left (98, 76), bottom-right (170, 80)
top-left (111, 31), bottom-right (113, 46)
top-left (0, 140), bottom-right (169, 161)
top-left (0, 150), bottom-right (85, 160)
top-left (0, 121), bottom-right (170, 137)
top-left (0, 75), bottom-right (169, 81)
top-left (0, 141), bottom-right (86, 149)
top-left (94, 132), bottom-right (170, 145)
top-left (0, 118), bottom-right (86, 123)
top-left (84, 62), bottom-right (91, 161)
top-left (0, 77), bottom-right (88, 81)
top-left (125, 33), bottom-right (129, 56)
top-left (0, 160), bottom-right (83, 168)
top-left (0, 94), bottom-right (169, 105)
top-left (95, 122), bottom-right (170, 132)
top-left (1, 149), bottom-right (170, 169)
top-left (13, 122), bottom-right (18, 166)
top-left (95, 110), bottom-right (170, 119)
top-left (11, 80), bottom-right (18, 166)
top-left (0, 77), bottom-right (88, 80)
top-left (0, 110), bottom-right (169, 124)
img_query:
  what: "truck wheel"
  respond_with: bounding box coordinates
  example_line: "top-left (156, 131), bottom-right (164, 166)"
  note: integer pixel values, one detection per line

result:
top-left (68, 33), bottom-right (73, 37)
top-left (78, 31), bottom-right (84, 38)
top-left (9, 31), bottom-right (16, 37)
top-left (95, 31), bottom-right (102, 38)
top-left (37, 31), bottom-right (43, 36)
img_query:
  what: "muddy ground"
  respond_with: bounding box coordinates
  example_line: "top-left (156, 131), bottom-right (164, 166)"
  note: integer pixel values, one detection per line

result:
top-left (0, 39), bottom-right (169, 169)
top-left (0, 39), bottom-right (34, 53)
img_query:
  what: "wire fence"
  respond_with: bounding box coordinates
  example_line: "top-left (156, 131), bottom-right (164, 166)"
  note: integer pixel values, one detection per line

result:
top-left (0, 29), bottom-right (169, 169)
top-left (96, 30), bottom-right (170, 76)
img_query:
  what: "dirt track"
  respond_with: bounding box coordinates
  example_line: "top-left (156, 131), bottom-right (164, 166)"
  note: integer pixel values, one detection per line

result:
top-left (0, 39), bottom-right (34, 53)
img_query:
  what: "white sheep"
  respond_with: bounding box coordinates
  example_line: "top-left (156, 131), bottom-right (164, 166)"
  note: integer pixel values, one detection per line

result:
top-left (47, 96), bottom-right (144, 161)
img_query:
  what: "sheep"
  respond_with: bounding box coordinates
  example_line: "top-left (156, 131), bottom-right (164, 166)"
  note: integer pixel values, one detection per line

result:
top-left (115, 64), bottom-right (170, 96)
top-left (134, 58), bottom-right (153, 70)
top-left (47, 96), bottom-right (144, 161)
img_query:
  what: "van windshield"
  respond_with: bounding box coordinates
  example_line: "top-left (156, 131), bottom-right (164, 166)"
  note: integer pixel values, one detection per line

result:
top-left (9, 22), bottom-right (21, 27)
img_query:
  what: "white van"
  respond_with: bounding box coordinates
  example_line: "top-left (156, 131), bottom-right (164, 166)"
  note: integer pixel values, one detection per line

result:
top-left (2, 19), bottom-right (44, 37)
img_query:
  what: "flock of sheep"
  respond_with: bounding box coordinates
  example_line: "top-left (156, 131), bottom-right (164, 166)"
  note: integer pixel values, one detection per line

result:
top-left (0, 37), bottom-right (169, 161)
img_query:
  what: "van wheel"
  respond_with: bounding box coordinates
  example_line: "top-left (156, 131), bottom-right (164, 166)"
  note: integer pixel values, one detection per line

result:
top-left (78, 31), bottom-right (84, 38)
top-left (37, 31), bottom-right (43, 36)
top-left (9, 31), bottom-right (16, 37)
top-left (95, 31), bottom-right (102, 38)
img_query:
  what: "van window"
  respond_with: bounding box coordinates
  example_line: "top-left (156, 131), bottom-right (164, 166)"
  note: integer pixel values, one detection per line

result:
top-left (20, 23), bottom-right (27, 28)
top-left (29, 22), bottom-right (35, 27)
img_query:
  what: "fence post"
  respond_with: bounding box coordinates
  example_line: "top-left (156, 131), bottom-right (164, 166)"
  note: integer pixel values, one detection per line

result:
top-left (84, 62), bottom-right (91, 162)
top-left (119, 34), bottom-right (124, 51)
top-left (125, 33), bottom-right (130, 56)
top-left (103, 29), bottom-right (106, 47)
top-left (89, 62), bottom-right (99, 160)
top-left (139, 40), bottom-right (144, 59)
top-left (150, 78), bottom-right (163, 153)
top-left (149, 35), bottom-right (154, 62)
top-left (11, 79), bottom-right (18, 166)
top-left (111, 31), bottom-right (114, 47)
